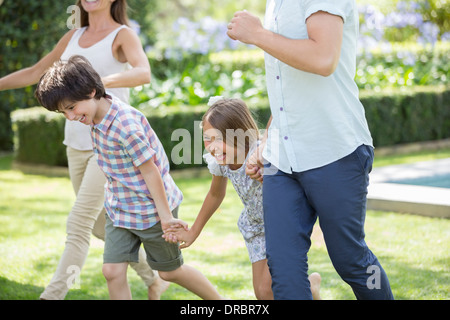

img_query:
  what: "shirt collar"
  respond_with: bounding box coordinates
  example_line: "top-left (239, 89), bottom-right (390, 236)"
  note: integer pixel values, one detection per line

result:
top-left (93, 97), bottom-right (119, 134)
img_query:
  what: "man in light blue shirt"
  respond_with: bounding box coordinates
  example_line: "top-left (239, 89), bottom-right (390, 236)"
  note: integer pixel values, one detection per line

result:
top-left (228, 0), bottom-right (393, 299)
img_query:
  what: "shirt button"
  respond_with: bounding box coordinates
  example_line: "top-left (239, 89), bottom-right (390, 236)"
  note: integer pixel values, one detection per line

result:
top-left (280, 107), bottom-right (284, 111)
top-left (284, 136), bottom-right (288, 140)
top-left (276, 76), bottom-right (280, 79)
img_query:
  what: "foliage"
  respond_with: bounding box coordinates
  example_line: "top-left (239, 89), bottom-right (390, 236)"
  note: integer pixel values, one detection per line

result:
top-left (133, 50), bottom-right (267, 109)
top-left (127, 0), bottom-right (163, 47)
top-left (130, 1), bottom-right (449, 109)
top-left (0, 0), bottom-right (157, 151)
top-left (130, 41), bottom-right (449, 108)
top-left (0, 0), bottom-right (73, 151)
top-left (361, 86), bottom-right (450, 146)
top-left (12, 109), bottom-right (67, 167)
top-left (358, 0), bottom-right (449, 46)
top-left (355, 42), bottom-right (449, 90)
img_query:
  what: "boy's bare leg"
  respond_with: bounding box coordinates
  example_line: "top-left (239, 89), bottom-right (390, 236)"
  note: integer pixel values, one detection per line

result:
top-left (158, 265), bottom-right (224, 300)
top-left (103, 262), bottom-right (132, 300)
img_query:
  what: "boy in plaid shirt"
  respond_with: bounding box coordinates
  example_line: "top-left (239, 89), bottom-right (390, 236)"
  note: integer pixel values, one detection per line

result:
top-left (35, 55), bottom-right (223, 300)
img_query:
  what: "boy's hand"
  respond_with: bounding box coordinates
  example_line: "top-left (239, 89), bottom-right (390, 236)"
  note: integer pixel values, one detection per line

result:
top-left (161, 218), bottom-right (188, 234)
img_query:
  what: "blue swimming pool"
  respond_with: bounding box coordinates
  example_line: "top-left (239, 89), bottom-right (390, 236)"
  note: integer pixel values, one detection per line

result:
top-left (390, 174), bottom-right (450, 189)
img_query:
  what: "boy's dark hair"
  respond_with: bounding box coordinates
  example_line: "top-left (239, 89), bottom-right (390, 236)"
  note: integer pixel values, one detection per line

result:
top-left (35, 55), bottom-right (107, 112)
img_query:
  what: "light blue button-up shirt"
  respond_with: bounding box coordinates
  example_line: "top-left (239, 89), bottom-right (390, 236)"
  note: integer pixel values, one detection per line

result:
top-left (262, 0), bottom-right (373, 173)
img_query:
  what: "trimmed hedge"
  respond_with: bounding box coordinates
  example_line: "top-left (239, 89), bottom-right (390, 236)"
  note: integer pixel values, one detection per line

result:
top-left (361, 86), bottom-right (450, 146)
top-left (12, 85), bottom-right (450, 170)
top-left (12, 108), bottom-right (67, 166)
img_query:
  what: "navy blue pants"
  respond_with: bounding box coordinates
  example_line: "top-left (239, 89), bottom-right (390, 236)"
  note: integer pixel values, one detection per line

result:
top-left (263, 145), bottom-right (394, 300)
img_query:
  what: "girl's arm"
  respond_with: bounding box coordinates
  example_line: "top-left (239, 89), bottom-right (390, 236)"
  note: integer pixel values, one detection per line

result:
top-left (0, 30), bottom-right (76, 90)
top-left (227, 10), bottom-right (343, 77)
top-left (185, 175), bottom-right (228, 247)
top-left (165, 175), bottom-right (228, 249)
top-left (138, 159), bottom-right (188, 231)
top-left (103, 27), bottom-right (151, 88)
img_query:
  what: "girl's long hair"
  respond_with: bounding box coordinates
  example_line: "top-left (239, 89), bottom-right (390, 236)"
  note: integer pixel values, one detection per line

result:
top-left (203, 98), bottom-right (260, 156)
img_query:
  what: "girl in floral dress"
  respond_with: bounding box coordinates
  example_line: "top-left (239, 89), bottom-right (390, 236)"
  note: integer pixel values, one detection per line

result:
top-left (164, 97), bottom-right (321, 300)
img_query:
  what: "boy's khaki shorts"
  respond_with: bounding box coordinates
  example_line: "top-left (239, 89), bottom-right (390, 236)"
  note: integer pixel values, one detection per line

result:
top-left (103, 207), bottom-right (183, 272)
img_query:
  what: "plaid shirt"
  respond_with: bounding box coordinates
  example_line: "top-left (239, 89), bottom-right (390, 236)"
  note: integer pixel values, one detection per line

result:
top-left (91, 97), bottom-right (183, 230)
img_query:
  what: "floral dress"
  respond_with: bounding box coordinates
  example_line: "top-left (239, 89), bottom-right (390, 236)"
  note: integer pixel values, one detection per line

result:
top-left (203, 144), bottom-right (266, 263)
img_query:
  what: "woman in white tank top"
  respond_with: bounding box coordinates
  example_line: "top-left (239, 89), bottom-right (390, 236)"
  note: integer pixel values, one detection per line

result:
top-left (0, 0), bottom-right (167, 300)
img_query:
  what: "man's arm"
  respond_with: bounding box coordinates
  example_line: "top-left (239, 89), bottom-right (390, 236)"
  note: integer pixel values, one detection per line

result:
top-left (227, 10), bottom-right (343, 76)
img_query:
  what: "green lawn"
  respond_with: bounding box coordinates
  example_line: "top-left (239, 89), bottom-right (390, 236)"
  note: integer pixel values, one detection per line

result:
top-left (0, 150), bottom-right (449, 300)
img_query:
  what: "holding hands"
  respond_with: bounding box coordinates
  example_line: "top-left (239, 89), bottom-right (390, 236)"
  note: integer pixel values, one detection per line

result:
top-left (245, 142), bottom-right (265, 183)
top-left (160, 217), bottom-right (189, 234)
top-left (163, 224), bottom-right (198, 249)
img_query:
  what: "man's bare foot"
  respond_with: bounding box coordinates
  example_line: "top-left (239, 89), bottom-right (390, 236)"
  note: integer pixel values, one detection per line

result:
top-left (309, 272), bottom-right (322, 300)
top-left (148, 277), bottom-right (170, 300)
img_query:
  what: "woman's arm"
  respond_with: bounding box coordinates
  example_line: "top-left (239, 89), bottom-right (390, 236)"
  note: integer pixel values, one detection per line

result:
top-left (228, 10), bottom-right (343, 77)
top-left (0, 29), bottom-right (76, 90)
top-left (104, 27), bottom-right (151, 88)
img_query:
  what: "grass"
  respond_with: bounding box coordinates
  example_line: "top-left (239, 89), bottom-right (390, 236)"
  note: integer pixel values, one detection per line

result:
top-left (372, 147), bottom-right (450, 168)
top-left (0, 149), bottom-right (449, 300)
